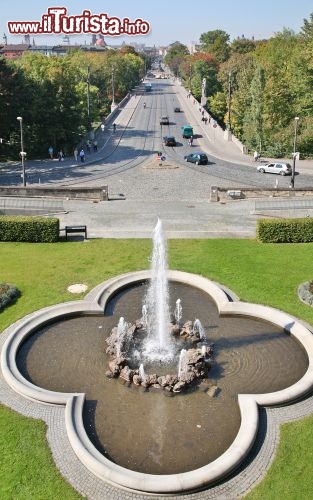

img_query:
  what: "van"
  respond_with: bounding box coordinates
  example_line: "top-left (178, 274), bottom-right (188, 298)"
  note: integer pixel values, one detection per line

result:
top-left (181, 125), bottom-right (193, 139)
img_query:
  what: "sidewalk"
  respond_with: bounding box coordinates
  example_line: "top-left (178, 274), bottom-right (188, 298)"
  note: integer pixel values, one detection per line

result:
top-left (0, 96), bottom-right (136, 174)
top-left (174, 80), bottom-right (313, 176)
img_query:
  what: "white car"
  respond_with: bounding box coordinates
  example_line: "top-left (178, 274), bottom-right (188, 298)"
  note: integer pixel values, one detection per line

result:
top-left (257, 162), bottom-right (292, 176)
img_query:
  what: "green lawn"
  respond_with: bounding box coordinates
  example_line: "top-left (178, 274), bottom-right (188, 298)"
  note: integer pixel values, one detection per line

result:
top-left (1, 238), bottom-right (313, 498)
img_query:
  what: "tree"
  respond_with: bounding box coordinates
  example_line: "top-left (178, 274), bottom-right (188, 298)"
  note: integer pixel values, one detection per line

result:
top-left (164, 43), bottom-right (189, 75)
top-left (200, 30), bottom-right (230, 62)
top-left (230, 37), bottom-right (256, 55)
top-left (242, 66), bottom-right (265, 151)
top-left (0, 59), bottom-right (29, 159)
top-left (180, 53), bottom-right (219, 98)
top-left (207, 91), bottom-right (227, 123)
top-left (214, 52), bottom-right (255, 137)
top-left (7, 47), bottom-right (144, 158)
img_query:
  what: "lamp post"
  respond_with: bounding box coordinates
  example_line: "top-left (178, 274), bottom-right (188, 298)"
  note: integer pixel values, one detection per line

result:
top-left (224, 71), bottom-right (232, 141)
top-left (17, 116), bottom-right (26, 187)
top-left (227, 71), bottom-right (232, 131)
top-left (111, 65), bottom-right (117, 112)
top-left (86, 66), bottom-right (91, 131)
top-left (291, 116), bottom-right (300, 189)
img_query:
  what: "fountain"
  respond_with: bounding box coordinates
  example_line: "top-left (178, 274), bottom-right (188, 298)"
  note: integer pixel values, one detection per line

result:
top-left (8, 221), bottom-right (309, 489)
top-left (142, 218), bottom-right (174, 362)
top-left (105, 219), bottom-right (213, 392)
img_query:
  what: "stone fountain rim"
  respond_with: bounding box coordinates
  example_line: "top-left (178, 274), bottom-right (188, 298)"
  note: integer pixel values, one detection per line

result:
top-left (1, 270), bottom-right (313, 495)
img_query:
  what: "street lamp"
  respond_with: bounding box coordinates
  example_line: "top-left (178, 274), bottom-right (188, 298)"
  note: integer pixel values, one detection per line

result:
top-left (111, 65), bottom-right (117, 112)
top-left (291, 116), bottom-right (300, 189)
top-left (224, 71), bottom-right (232, 141)
top-left (17, 116), bottom-right (26, 187)
top-left (227, 71), bottom-right (232, 131)
top-left (86, 66), bottom-right (91, 131)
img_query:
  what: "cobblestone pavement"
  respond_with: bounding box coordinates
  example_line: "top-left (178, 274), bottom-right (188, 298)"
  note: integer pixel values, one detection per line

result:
top-left (1, 313), bottom-right (313, 499)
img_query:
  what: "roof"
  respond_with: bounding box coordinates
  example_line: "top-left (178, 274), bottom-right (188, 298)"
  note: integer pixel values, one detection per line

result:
top-left (0, 44), bottom-right (30, 51)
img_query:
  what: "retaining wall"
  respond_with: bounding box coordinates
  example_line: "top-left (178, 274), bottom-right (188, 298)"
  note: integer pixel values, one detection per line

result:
top-left (0, 186), bottom-right (109, 201)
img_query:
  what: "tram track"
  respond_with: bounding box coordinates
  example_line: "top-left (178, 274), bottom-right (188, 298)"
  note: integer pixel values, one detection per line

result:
top-left (54, 80), bottom-right (297, 190)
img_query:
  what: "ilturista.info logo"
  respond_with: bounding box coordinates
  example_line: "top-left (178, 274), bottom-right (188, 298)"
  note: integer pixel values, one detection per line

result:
top-left (8, 7), bottom-right (151, 36)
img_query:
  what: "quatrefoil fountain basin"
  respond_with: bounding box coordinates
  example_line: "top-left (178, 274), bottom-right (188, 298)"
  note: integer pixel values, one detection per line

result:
top-left (2, 221), bottom-right (313, 495)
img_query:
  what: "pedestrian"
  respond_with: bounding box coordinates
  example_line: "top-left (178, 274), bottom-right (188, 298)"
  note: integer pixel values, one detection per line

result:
top-left (93, 139), bottom-right (98, 152)
top-left (58, 150), bottom-right (64, 162)
top-left (113, 123), bottom-right (116, 132)
top-left (79, 148), bottom-right (85, 162)
top-left (86, 141), bottom-right (91, 153)
top-left (73, 147), bottom-right (78, 162)
top-left (204, 117), bottom-right (208, 125)
top-left (202, 110), bottom-right (205, 117)
top-left (48, 146), bottom-right (54, 159)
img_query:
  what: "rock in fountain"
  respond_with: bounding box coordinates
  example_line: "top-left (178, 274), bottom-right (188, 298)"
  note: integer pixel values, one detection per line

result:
top-left (105, 219), bottom-right (214, 393)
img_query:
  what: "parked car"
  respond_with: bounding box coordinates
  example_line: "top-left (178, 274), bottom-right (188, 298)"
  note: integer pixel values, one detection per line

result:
top-left (257, 162), bottom-right (292, 176)
top-left (174, 107), bottom-right (181, 112)
top-left (163, 135), bottom-right (176, 146)
top-left (184, 152), bottom-right (208, 165)
top-left (160, 116), bottom-right (169, 125)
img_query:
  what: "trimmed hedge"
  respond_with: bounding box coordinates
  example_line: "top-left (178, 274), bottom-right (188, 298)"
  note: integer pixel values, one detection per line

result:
top-left (257, 217), bottom-right (313, 243)
top-left (0, 282), bottom-right (20, 310)
top-left (0, 216), bottom-right (59, 242)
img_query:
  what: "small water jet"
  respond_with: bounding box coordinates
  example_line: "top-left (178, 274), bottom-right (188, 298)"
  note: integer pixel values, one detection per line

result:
top-left (178, 348), bottom-right (187, 377)
top-left (105, 219), bottom-right (214, 393)
top-left (193, 318), bottom-right (206, 340)
top-left (174, 298), bottom-right (182, 326)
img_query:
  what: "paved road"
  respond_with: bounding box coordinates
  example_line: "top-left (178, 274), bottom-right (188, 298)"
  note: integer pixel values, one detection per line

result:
top-left (2, 78), bottom-right (313, 238)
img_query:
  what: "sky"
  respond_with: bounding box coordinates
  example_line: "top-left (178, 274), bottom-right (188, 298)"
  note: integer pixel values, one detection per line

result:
top-left (1, 0), bottom-right (313, 48)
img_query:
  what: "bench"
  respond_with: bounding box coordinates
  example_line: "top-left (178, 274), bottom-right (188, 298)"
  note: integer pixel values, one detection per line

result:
top-left (63, 225), bottom-right (87, 240)
top-left (227, 190), bottom-right (244, 199)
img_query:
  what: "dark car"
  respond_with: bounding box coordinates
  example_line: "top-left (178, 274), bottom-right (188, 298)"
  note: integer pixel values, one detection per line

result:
top-left (160, 116), bottom-right (169, 125)
top-left (184, 152), bottom-right (208, 165)
top-left (163, 135), bottom-right (176, 146)
top-left (174, 107), bottom-right (181, 113)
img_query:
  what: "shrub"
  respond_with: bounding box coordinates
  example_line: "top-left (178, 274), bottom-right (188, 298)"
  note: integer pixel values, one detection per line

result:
top-left (257, 218), bottom-right (313, 243)
top-left (0, 282), bottom-right (20, 311)
top-left (0, 216), bottom-right (59, 242)
top-left (298, 281), bottom-right (313, 306)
